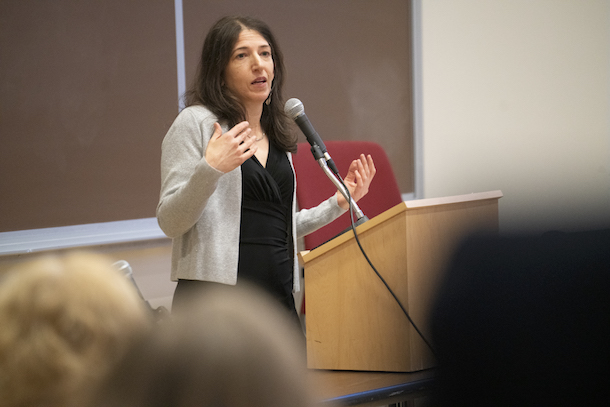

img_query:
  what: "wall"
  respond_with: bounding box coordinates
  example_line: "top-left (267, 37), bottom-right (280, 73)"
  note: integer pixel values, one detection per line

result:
top-left (420, 0), bottom-right (610, 233)
top-left (0, 0), bottom-right (177, 232)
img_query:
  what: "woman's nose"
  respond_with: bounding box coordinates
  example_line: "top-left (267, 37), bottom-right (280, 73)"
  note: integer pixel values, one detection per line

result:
top-left (251, 54), bottom-right (262, 69)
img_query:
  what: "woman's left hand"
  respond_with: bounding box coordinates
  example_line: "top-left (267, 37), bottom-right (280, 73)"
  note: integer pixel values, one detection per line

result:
top-left (336, 154), bottom-right (376, 210)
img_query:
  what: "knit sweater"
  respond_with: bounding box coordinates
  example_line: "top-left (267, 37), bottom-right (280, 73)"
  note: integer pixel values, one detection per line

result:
top-left (156, 105), bottom-right (345, 292)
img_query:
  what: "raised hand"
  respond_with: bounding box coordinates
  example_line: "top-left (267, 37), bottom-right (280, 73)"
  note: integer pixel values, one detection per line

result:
top-left (205, 121), bottom-right (257, 173)
top-left (336, 154), bottom-right (376, 210)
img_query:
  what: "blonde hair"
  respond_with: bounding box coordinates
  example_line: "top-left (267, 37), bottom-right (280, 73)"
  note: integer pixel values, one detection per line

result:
top-left (0, 251), bottom-right (152, 407)
top-left (90, 284), bottom-right (316, 407)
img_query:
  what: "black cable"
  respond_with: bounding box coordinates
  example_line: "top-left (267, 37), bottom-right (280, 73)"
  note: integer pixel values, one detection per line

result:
top-left (339, 179), bottom-right (438, 361)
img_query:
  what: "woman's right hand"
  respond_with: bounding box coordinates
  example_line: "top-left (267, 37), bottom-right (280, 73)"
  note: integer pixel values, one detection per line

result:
top-left (205, 121), bottom-right (258, 173)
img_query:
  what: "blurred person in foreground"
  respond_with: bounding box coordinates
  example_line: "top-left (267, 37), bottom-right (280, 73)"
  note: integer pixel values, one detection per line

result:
top-left (0, 251), bottom-right (152, 407)
top-left (429, 229), bottom-right (610, 407)
top-left (88, 283), bottom-right (317, 407)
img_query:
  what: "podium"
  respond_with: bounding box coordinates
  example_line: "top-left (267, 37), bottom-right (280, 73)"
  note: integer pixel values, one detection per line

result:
top-left (299, 190), bottom-right (503, 372)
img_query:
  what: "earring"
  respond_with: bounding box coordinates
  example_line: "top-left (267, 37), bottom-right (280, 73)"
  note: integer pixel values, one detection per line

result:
top-left (265, 82), bottom-right (274, 106)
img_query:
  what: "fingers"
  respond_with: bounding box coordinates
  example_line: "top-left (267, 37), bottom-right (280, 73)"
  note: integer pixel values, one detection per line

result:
top-left (218, 121), bottom-right (257, 153)
top-left (232, 122), bottom-right (260, 155)
top-left (212, 121), bottom-right (250, 142)
top-left (356, 154), bottom-right (375, 179)
top-left (367, 154), bottom-right (376, 178)
top-left (346, 154), bottom-right (376, 202)
top-left (241, 138), bottom-right (258, 158)
top-left (335, 153), bottom-right (375, 208)
top-left (206, 121), bottom-right (258, 173)
top-left (230, 122), bottom-right (252, 146)
top-left (227, 121), bottom-right (251, 138)
top-left (212, 122), bottom-right (223, 139)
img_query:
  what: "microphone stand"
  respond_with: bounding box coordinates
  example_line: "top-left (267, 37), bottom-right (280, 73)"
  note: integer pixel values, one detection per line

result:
top-left (309, 144), bottom-right (368, 225)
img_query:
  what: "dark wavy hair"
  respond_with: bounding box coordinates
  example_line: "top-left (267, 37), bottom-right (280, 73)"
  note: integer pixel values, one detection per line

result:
top-left (184, 16), bottom-right (296, 153)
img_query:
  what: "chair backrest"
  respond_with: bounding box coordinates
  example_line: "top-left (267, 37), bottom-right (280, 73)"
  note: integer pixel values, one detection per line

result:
top-left (293, 140), bottom-right (403, 250)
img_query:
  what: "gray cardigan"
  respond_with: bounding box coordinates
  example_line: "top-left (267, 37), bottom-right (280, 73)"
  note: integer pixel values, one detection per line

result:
top-left (156, 105), bottom-right (345, 292)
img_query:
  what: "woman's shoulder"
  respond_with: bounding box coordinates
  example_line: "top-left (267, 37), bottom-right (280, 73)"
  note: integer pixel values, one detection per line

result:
top-left (178, 104), bottom-right (217, 122)
top-left (163, 105), bottom-right (220, 145)
top-left (167, 105), bottom-right (220, 136)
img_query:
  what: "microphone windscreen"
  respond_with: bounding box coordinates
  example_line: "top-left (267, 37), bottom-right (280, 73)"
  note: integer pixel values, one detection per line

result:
top-left (284, 98), bottom-right (304, 119)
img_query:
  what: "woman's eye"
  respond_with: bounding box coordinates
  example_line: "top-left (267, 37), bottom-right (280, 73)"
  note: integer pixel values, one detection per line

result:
top-left (235, 53), bottom-right (247, 60)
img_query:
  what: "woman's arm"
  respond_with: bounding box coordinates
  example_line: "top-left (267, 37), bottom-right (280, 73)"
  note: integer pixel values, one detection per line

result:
top-left (335, 154), bottom-right (376, 210)
top-left (156, 109), bottom-right (223, 238)
top-left (157, 108), bottom-right (258, 238)
top-left (295, 154), bottom-right (376, 238)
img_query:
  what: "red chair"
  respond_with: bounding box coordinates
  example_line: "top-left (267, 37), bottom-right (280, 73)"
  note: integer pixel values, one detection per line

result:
top-left (293, 140), bottom-right (403, 250)
top-left (293, 141), bottom-right (403, 316)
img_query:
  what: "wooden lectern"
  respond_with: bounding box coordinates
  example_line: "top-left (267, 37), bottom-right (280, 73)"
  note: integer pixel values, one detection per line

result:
top-left (299, 190), bottom-right (503, 372)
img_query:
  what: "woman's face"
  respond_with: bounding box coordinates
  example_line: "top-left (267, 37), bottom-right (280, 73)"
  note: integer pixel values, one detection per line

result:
top-left (224, 29), bottom-right (275, 110)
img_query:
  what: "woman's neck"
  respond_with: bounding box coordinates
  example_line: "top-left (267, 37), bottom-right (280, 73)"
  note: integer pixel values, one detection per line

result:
top-left (245, 105), bottom-right (264, 134)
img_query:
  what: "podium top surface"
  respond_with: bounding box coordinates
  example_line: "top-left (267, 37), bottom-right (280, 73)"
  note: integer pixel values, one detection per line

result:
top-left (404, 190), bottom-right (502, 209)
top-left (299, 190), bottom-right (502, 264)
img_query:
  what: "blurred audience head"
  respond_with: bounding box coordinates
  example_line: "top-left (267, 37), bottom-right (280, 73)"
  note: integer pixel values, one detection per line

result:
top-left (429, 229), bottom-right (610, 407)
top-left (88, 283), bottom-right (315, 407)
top-left (0, 251), bottom-right (152, 407)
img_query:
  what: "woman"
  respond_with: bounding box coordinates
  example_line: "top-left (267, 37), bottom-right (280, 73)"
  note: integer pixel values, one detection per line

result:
top-left (156, 16), bottom-right (375, 320)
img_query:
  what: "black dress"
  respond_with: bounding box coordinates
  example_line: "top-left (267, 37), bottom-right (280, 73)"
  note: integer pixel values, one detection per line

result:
top-left (238, 141), bottom-right (297, 317)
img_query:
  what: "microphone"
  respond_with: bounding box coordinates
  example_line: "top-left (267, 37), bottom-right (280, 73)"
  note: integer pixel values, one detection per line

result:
top-left (284, 97), bottom-right (367, 223)
top-left (284, 98), bottom-right (339, 175)
top-left (112, 260), bottom-right (147, 302)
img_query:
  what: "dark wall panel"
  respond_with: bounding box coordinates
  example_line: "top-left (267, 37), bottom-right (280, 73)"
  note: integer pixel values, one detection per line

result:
top-left (0, 0), bottom-right (178, 232)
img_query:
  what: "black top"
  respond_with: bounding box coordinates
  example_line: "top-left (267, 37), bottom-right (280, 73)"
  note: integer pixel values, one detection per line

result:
top-left (238, 141), bottom-right (296, 313)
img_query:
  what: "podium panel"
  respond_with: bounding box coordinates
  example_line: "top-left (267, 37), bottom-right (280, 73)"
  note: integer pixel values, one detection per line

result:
top-left (300, 191), bottom-right (502, 372)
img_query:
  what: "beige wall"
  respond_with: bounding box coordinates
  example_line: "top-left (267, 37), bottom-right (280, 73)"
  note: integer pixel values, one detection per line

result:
top-left (0, 240), bottom-right (175, 311)
top-left (421, 0), bottom-right (610, 232)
